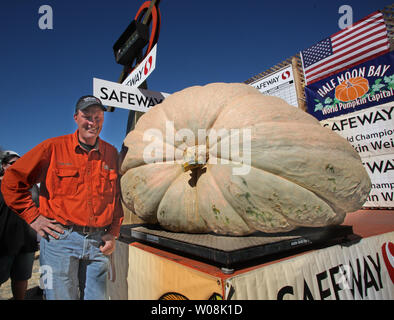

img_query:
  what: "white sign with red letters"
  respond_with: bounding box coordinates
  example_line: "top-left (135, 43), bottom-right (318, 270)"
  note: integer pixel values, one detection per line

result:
top-left (122, 44), bottom-right (157, 88)
top-left (249, 65), bottom-right (298, 107)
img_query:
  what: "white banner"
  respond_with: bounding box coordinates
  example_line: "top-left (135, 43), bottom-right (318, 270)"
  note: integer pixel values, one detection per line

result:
top-left (320, 102), bottom-right (394, 207)
top-left (93, 77), bottom-right (169, 112)
top-left (249, 65), bottom-right (298, 107)
top-left (320, 102), bottom-right (394, 158)
top-left (122, 44), bottom-right (157, 88)
top-left (226, 232), bottom-right (394, 300)
top-left (362, 153), bottom-right (394, 206)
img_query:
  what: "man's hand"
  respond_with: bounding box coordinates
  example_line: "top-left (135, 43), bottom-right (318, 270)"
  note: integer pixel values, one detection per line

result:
top-left (100, 233), bottom-right (116, 255)
top-left (30, 215), bottom-right (64, 239)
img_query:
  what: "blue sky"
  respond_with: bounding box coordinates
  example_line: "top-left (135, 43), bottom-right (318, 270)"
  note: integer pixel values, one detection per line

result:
top-left (1, 0), bottom-right (392, 155)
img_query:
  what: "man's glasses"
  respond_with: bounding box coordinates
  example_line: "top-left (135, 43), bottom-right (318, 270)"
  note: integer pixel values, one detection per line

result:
top-left (6, 160), bottom-right (16, 165)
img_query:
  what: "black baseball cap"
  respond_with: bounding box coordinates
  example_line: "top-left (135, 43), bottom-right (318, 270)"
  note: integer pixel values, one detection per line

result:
top-left (75, 95), bottom-right (107, 113)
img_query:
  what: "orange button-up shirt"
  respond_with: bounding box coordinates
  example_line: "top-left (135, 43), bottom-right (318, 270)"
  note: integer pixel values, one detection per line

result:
top-left (1, 130), bottom-right (123, 237)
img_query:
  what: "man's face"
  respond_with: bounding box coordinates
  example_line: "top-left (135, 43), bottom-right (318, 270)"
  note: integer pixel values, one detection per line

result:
top-left (74, 105), bottom-right (104, 144)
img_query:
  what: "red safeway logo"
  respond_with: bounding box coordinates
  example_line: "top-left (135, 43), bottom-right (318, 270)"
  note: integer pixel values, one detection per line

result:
top-left (144, 55), bottom-right (153, 75)
top-left (381, 241), bottom-right (394, 284)
top-left (281, 70), bottom-right (290, 80)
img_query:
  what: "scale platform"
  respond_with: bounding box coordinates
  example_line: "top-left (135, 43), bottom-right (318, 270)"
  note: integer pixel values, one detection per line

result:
top-left (119, 224), bottom-right (354, 270)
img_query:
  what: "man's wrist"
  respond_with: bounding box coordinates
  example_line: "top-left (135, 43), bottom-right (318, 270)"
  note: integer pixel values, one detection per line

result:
top-left (30, 214), bottom-right (41, 224)
top-left (22, 208), bottom-right (41, 224)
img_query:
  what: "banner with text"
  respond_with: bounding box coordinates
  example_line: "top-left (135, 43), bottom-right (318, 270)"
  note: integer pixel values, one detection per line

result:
top-left (227, 232), bottom-right (394, 300)
top-left (320, 102), bottom-right (394, 207)
top-left (305, 51), bottom-right (394, 121)
top-left (363, 154), bottom-right (394, 207)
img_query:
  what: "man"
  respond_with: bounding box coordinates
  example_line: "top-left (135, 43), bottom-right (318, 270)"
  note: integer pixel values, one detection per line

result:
top-left (0, 151), bottom-right (38, 300)
top-left (1, 96), bottom-right (123, 300)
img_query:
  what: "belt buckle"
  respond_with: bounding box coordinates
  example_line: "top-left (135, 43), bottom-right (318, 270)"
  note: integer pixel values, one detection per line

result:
top-left (82, 226), bottom-right (91, 234)
top-left (80, 225), bottom-right (105, 235)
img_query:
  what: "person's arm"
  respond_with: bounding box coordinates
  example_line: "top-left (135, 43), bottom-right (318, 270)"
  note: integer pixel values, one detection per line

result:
top-left (100, 152), bottom-right (124, 255)
top-left (107, 192), bottom-right (124, 238)
top-left (107, 149), bottom-right (124, 238)
top-left (1, 141), bottom-right (64, 238)
top-left (100, 195), bottom-right (123, 255)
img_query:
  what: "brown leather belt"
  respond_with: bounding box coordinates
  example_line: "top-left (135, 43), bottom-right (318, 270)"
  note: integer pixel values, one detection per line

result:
top-left (56, 223), bottom-right (109, 235)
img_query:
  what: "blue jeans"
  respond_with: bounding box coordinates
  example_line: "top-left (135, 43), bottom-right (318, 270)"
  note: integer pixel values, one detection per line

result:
top-left (39, 227), bottom-right (109, 300)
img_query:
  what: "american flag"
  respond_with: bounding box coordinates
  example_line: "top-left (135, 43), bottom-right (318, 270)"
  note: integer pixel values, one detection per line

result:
top-left (301, 11), bottom-right (390, 85)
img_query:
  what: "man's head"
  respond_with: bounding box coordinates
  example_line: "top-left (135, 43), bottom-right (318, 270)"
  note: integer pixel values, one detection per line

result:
top-left (75, 95), bottom-right (107, 114)
top-left (74, 95), bottom-right (106, 146)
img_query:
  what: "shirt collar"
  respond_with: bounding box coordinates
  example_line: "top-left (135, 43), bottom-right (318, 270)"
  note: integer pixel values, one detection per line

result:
top-left (73, 130), bottom-right (101, 153)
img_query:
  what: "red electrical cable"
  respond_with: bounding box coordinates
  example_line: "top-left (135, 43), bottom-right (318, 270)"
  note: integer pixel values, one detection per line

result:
top-left (134, 1), bottom-right (161, 62)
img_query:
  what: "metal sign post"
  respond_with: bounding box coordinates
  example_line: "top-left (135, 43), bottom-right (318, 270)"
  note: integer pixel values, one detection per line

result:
top-left (111, 0), bottom-right (161, 134)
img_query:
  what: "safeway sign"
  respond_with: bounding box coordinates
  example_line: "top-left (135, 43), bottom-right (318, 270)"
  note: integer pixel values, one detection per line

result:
top-left (122, 44), bottom-right (157, 88)
top-left (93, 77), bottom-right (169, 112)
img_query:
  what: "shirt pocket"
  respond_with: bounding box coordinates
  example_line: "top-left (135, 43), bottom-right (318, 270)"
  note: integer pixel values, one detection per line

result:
top-left (99, 169), bottom-right (117, 198)
top-left (53, 168), bottom-right (80, 196)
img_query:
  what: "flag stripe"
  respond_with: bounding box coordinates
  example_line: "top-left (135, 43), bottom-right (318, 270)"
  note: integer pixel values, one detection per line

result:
top-left (331, 11), bottom-right (382, 39)
top-left (332, 26), bottom-right (387, 52)
top-left (307, 41), bottom-right (389, 80)
top-left (307, 46), bottom-right (389, 83)
top-left (332, 20), bottom-right (386, 49)
top-left (301, 10), bottom-right (389, 85)
top-left (305, 25), bottom-right (388, 74)
top-left (306, 33), bottom-right (389, 75)
top-left (307, 49), bottom-right (390, 85)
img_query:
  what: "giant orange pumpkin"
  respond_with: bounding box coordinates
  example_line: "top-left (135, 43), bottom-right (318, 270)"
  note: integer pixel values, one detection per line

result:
top-left (120, 83), bottom-right (371, 235)
top-left (335, 77), bottom-right (369, 102)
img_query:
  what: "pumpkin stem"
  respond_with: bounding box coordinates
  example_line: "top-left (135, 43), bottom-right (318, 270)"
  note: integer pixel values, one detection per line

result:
top-left (182, 144), bottom-right (209, 172)
top-left (345, 80), bottom-right (353, 88)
